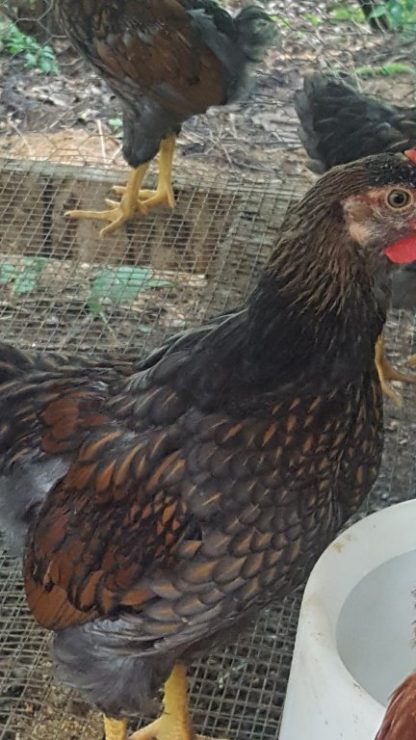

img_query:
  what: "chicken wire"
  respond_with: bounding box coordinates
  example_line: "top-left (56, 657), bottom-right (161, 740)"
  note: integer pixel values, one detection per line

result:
top-left (0, 158), bottom-right (306, 740)
top-left (0, 163), bottom-right (415, 740)
top-left (1, 0), bottom-right (416, 738)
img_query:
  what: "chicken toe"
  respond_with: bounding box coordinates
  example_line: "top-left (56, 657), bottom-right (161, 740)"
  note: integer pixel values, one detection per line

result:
top-left (66, 164), bottom-right (150, 237)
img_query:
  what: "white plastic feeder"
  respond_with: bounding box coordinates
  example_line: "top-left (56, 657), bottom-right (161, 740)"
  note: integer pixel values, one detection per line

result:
top-left (279, 501), bottom-right (416, 740)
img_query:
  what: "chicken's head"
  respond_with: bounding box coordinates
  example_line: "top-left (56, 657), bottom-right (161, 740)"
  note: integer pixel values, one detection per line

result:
top-left (341, 149), bottom-right (416, 265)
top-left (235, 7), bottom-right (278, 61)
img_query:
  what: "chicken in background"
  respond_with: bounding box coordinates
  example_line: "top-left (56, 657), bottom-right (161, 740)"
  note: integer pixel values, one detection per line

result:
top-left (52, 0), bottom-right (277, 236)
top-left (375, 673), bottom-right (416, 739)
top-left (294, 72), bottom-right (416, 404)
top-left (4, 151), bottom-right (416, 739)
top-left (294, 73), bottom-right (416, 174)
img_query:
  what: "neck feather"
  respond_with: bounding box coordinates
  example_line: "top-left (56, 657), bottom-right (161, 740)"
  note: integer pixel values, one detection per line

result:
top-left (191, 194), bottom-right (388, 404)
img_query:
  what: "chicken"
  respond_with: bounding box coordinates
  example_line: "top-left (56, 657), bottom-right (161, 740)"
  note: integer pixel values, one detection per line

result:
top-left (52, 0), bottom-right (276, 236)
top-left (294, 73), bottom-right (416, 174)
top-left (375, 673), bottom-right (416, 739)
top-left (4, 150), bottom-right (416, 740)
top-left (295, 73), bottom-right (416, 404)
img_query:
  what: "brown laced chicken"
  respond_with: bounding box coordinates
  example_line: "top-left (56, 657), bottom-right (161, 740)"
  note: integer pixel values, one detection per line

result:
top-left (53, 0), bottom-right (276, 236)
top-left (3, 151), bottom-right (416, 740)
top-left (375, 673), bottom-right (416, 739)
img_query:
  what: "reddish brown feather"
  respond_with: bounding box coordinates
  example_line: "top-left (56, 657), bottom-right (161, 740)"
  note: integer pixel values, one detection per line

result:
top-left (25, 417), bottom-right (191, 629)
top-left (375, 674), bottom-right (416, 739)
top-left (41, 392), bottom-right (108, 455)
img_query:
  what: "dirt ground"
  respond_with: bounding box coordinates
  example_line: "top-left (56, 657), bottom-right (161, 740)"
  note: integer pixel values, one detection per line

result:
top-left (1, 0), bottom-right (416, 180)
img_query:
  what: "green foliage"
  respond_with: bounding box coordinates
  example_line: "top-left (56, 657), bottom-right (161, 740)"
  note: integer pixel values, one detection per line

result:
top-left (0, 20), bottom-right (59, 74)
top-left (87, 266), bottom-right (172, 315)
top-left (0, 257), bottom-right (49, 295)
top-left (269, 15), bottom-right (291, 28)
top-left (305, 13), bottom-right (323, 26)
top-left (355, 61), bottom-right (416, 75)
top-left (330, 5), bottom-right (365, 22)
top-left (108, 117), bottom-right (123, 133)
top-left (330, 0), bottom-right (416, 27)
top-left (370, 0), bottom-right (416, 27)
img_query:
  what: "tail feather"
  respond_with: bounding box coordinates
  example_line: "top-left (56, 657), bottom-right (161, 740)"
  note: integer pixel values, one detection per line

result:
top-left (295, 73), bottom-right (416, 172)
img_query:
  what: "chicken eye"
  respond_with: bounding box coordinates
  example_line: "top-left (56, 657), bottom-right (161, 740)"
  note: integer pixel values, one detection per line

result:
top-left (386, 189), bottom-right (412, 209)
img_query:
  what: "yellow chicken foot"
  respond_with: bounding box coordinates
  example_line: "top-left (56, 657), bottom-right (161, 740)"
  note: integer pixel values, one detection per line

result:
top-left (104, 716), bottom-right (129, 740)
top-left (113, 135), bottom-right (176, 212)
top-left (66, 164), bottom-right (150, 237)
top-left (130, 663), bottom-right (193, 740)
top-left (375, 335), bottom-right (416, 406)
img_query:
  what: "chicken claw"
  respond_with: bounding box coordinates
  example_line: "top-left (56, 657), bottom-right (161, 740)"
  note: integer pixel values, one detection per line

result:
top-left (66, 199), bottom-right (146, 237)
top-left (375, 335), bottom-right (416, 406)
top-left (130, 716), bottom-right (192, 740)
top-left (66, 163), bottom-right (150, 237)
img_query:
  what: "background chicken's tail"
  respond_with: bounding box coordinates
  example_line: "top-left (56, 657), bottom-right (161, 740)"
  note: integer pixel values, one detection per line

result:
top-left (294, 72), bottom-right (416, 172)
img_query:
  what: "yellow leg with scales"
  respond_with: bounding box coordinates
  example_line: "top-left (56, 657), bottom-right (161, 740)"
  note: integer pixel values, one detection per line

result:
top-left (103, 716), bottom-right (129, 740)
top-left (130, 664), bottom-right (193, 740)
top-left (66, 164), bottom-right (150, 237)
top-left (113, 135), bottom-right (176, 212)
top-left (102, 664), bottom-right (226, 740)
top-left (375, 334), bottom-right (416, 406)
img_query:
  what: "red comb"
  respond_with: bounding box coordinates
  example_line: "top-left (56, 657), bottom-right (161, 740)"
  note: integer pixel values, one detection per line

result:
top-left (404, 149), bottom-right (416, 165)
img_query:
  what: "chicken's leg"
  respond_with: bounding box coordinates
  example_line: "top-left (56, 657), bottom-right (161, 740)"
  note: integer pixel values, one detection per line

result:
top-left (104, 717), bottom-right (129, 740)
top-left (66, 164), bottom-right (150, 237)
top-left (113, 135), bottom-right (176, 213)
top-left (375, 334), bottom-right (416, 406)
top-left (130, 663), bottom-right (193, 740)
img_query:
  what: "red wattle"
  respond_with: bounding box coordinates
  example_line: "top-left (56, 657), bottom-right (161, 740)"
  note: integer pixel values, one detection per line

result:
top-left (384, 235), bottom-right (416, 264)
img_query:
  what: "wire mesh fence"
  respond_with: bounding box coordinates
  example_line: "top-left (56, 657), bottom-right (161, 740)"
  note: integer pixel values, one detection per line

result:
top-left (0, 0), bottom-right (416, 738)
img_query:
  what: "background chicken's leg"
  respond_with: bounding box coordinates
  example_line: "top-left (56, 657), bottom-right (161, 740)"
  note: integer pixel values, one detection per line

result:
top-left (66, 164), bottom-right (150, 236)
top-left (113, 135), bottom-right (176, 213)
top-left (375, 334), bottom-right (416, 406)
